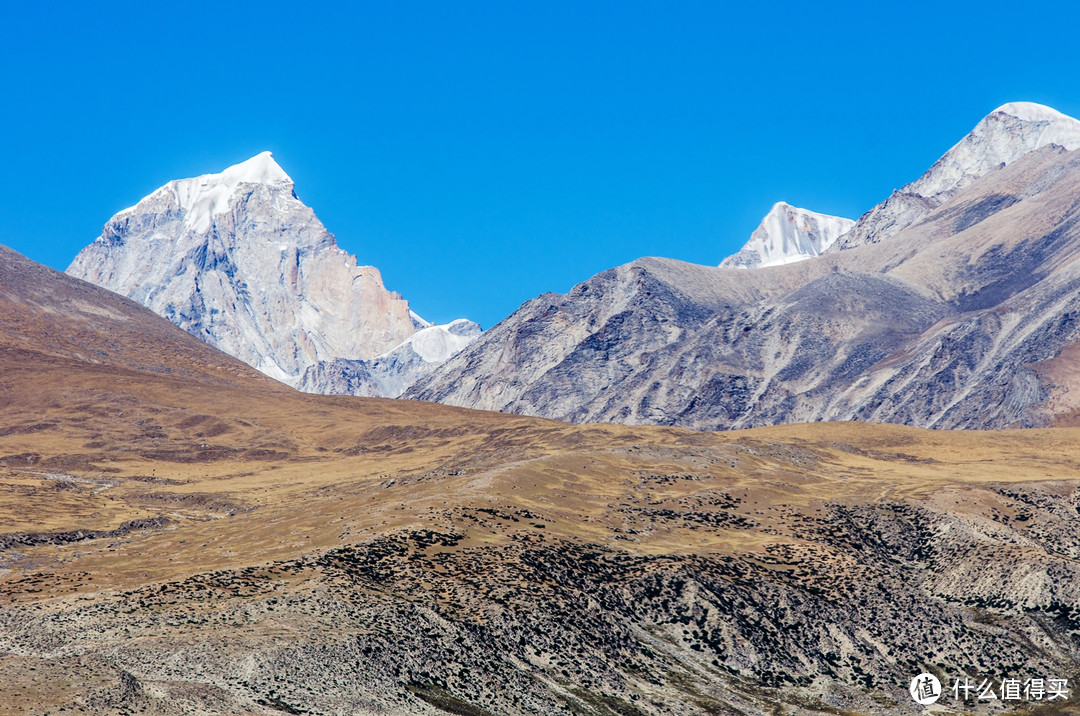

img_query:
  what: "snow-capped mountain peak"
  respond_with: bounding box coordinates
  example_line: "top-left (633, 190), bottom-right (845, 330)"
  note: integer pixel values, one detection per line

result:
top-left (996, 101), bottom-right (1076, 125)
top-left (831, 102), bottom-right (1080, 251)
top-left (720, 202), bottom-right (854, 269)
top-left (68, 153), bottom-right (477, 390)
top-left (908, 102), bottom-right (1080, 201)
top-left (215, 150), bottom-right (293, 185)
top-left (992, 101), bottom-right (1080, 151)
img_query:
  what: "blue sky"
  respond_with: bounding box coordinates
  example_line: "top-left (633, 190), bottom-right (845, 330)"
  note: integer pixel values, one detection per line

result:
top-left (3, 1), bottom-right (1079, 328)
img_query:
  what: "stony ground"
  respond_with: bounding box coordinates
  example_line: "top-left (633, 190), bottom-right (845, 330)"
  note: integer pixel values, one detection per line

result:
top-left (4, 427), bottom-right (1080, 715)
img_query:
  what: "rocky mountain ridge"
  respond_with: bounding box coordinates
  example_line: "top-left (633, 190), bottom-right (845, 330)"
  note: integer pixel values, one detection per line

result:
top-left (408, 103), bottom-right (1080, 431)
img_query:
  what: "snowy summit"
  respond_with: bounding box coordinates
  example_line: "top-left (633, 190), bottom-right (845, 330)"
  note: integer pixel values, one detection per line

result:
top-left (994, 102), bottom-right (1080, 149)
top-left (117, 151), bottom-right (293, 234)
top-left (914, 101), bottom-right (1080, 199)
top-left (831, 101), bottom-right (1080, 251)
top-left (67, 152), bottom-right (478, 392)
top-left (720, 202), bottom-right (854, 269)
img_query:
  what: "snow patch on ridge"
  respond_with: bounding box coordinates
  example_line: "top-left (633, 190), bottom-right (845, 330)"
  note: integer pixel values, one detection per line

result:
top-left (298, 319), bottom-right (482, 398)
top-left (401, 319), bottom-right (481, 363)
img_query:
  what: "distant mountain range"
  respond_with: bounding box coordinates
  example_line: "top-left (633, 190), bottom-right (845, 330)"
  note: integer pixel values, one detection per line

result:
top-left (66, 102), bottom-right (1080, 432)
top-left (408, 102), bottom-right (1080, 430)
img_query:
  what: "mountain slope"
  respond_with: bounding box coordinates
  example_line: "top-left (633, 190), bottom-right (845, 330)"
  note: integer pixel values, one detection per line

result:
top-left (66, 152), bottom-right (473, 390)
top-left (408, 106), bottom-right (1080, 431)
top-left (720, 202), bottom-right (854, 268)
top-left (0, 244), bottom-right (275, 390)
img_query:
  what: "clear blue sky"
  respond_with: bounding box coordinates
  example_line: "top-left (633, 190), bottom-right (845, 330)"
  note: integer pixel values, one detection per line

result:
top-left (3, 1), bottom-right (1079, 328)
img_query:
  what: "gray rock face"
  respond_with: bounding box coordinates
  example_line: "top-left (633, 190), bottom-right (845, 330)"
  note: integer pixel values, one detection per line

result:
top-left (409, 118), bottom-right (1080, 430)
top-left (407, 256), bottom-right (949, 428)
top-left (67, 153), bottom-right (477, 393)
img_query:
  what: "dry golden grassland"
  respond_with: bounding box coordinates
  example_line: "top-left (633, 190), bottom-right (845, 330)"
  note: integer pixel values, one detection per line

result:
top-left (3, 353), bottom-right (1080, 598)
